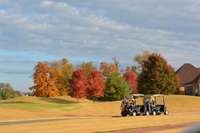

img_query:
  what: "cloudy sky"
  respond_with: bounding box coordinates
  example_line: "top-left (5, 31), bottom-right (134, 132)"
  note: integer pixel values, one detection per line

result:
top-left (0, 0), bottom-right (200, 91)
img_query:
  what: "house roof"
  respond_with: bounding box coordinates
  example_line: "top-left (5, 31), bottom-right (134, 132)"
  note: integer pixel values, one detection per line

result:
top-left (176, 63), bottom-right (200, 85)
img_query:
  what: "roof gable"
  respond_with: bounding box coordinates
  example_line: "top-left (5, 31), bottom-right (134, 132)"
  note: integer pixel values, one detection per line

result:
top-left (176, 63), bottom-right (200, 85)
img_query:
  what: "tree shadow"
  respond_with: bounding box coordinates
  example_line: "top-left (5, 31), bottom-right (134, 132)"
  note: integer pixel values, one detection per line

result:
top-left (39, 97), bottom-right (78, 104)
top-left (112, 115), bottom-right (122, 118)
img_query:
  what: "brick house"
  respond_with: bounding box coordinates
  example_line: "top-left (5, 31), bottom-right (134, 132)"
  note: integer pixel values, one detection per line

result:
top-left (176, 63), bottom-right (200, 96)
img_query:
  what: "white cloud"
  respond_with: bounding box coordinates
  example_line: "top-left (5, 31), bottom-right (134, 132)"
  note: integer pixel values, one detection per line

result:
top-left (1, 0), bottom-right (200, 90)
top-left (0, 0), bottom-right (200, 66)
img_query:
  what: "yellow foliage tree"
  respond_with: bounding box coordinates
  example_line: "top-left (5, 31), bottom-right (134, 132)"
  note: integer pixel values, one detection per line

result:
top-left (49, 59), bottom-right (73, 95)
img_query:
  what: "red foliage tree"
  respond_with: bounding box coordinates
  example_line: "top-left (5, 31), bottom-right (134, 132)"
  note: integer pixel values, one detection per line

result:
top-left (71, 69), bottom-right (87, 98)
top-left (87, 70), bottom-right (105, 97)
top-left (123, 67), bottom-right (138, 94)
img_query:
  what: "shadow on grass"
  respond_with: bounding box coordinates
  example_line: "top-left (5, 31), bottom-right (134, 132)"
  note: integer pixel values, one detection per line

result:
top-left (112, 115), bottom-right (122, 118)
top-left (0, 101), bottom-right (33, 104)
top-left (39, 97), bottom-right (78, 104)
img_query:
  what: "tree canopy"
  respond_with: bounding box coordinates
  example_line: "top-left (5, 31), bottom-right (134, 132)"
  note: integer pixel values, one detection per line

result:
top-left (123, 67), bottom-right (138, 94)
top-left (33, 62), bottom-right (60, 97)
top-left (104, 73), bottom-right (130, 101)
top-left (138, 53), bottom-right (179, 94)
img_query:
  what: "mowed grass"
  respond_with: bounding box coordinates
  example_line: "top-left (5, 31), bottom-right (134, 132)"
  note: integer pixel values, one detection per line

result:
top-left (0, 95), bottom-right (200, 133)
top-left (0, 96), bottom-right (83, 120)
top-left (0, 96), bottom-right (80, 111)
top-left (0, 95), bottom-right (200, 118)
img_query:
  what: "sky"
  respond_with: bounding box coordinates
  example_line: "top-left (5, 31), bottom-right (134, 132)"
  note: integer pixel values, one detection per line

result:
top-left (0, 0), bottom-right (200, 91)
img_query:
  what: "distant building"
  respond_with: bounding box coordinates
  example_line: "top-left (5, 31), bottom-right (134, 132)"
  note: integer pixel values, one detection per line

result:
top-left (176, 63), bottom-right (200, 96)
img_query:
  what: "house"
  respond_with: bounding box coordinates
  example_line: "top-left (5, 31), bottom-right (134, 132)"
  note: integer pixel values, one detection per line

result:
top-left (176, 63), bottom-right (200, 96)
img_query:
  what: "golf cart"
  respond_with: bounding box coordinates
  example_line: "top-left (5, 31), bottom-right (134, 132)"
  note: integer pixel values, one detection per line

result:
top-left (148, 94), bottom-right (169, 115)
top-left (121, 94), bottom-right (145, 116)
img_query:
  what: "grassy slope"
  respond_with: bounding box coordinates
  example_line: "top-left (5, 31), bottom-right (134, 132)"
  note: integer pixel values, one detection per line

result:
top-left (0, 96), bottom-right (80, 110)
top-left (0, 96), bottom-right (83, 120)
top-left (0, 95), bottom-right (200, 119)
top-left (0, 95), bottom-right (200, 133)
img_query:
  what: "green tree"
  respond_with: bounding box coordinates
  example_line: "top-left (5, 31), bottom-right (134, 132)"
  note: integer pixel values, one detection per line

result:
top-left (104, 73), bottom-right (130, 101)
top-left (138, 53), bottom-right (179, 94)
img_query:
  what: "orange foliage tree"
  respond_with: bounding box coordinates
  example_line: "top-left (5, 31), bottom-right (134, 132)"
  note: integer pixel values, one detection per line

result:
top-left (70, 69), bottom-right (87, 98)
top-left (123, 67), bottom-right (138, 94)
top-left (100, 62), bottom-right (119, 77)
top-left (33, 62), bottom-right (59, 97)
top-left (87, 70), bottom-right (105, 97)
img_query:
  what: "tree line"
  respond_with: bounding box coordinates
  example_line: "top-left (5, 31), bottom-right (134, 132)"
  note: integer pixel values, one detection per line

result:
top-left (32, 52), bottom-right (180, 100)
top-left (0, 83), bottom-right (21, 100)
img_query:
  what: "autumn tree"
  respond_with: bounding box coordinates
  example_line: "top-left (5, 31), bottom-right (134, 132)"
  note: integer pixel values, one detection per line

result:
top-left (134, 51), bottom-right (152, 73)
top-left (49, 59), bottom-right (73, 95)
top-left (100, 61), bottom-right (119, 77)
top-left (70, 69), bottom-right (88, 98)
top-left (123, 67), bottom-right (138, 94)
top-left (138, 53), bottom-right (179, 94)
top-left (104, 73), bottom-right (130, 101)
top-left (80, 62), bottom-right (96, 76)
top-left (87, 70), bottom-right (105, 98)
top-left (33, 62), bottom-right (59, 97)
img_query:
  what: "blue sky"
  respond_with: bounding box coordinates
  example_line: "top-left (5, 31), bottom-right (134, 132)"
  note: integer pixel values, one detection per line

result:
top-left (0, 0), bottom-right (200, 91)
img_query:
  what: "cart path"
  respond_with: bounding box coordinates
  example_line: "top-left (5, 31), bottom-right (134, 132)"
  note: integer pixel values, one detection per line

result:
top-left (0, 116), bottom-right (91, 125)
top-left (110, 122), bottom-right (200, 133)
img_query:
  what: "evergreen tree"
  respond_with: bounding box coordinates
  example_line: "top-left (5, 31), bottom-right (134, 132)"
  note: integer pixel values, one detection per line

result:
top-left (104, 73), bottom-right (130, 101)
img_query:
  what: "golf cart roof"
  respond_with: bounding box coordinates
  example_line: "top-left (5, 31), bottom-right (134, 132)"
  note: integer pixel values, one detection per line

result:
top-left (132, 94), bottom-right (144, 97)
top-left (151, 94), bottom-right (165, 97)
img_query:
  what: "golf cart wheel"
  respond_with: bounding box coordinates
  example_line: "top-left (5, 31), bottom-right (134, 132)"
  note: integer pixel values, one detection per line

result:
top-left (121, 111), bottom-right (127, 117)
top-left (146, 111), bottom-right (150, 116)
top-left (153, 111), bottom-right (157, 116)
top-left (132, 111), bottom-right (137, 116)
top-left (164, 110), bottom-right (169, 115)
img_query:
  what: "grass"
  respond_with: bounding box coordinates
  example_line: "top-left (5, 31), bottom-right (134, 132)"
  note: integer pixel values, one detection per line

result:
top-left (0, 102), bottom-right (77, 110)
top-left (0, 95), bottom-right (199, 133)
top-left (0, 96), bottom-right (80, 111)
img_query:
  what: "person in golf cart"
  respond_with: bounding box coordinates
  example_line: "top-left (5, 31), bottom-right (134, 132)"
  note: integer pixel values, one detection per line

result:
top-left (143, 95), bottom-right (154, 115)
top-left (148, 94), bottom-right (169, 115)
top-left (121, 94), bottom-right (144, 116)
